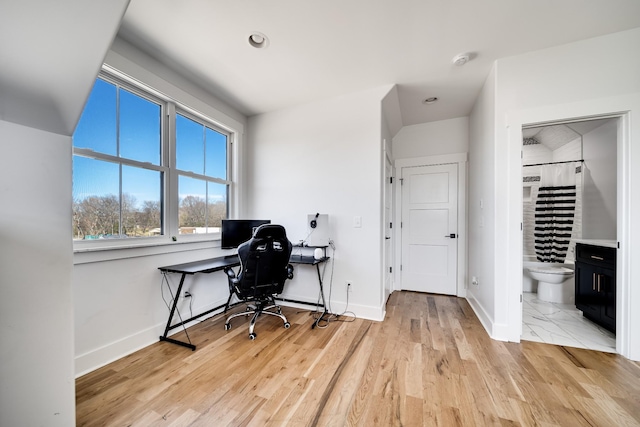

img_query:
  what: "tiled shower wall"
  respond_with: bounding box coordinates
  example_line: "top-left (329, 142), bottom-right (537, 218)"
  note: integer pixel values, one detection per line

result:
top-left (522, 138), bottom-right (583, 262)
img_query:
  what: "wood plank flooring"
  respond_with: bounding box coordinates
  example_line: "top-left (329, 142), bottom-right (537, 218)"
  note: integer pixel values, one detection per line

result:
top-left (76, 292), bottom-right (640, 426)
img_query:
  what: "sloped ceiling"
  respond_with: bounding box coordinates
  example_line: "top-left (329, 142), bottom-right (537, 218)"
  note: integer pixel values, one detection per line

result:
top-left (523, 118), bottom-right (612, 151)
top-left (0, 1), bottom-right (130, 136)
top-left (118, 0), bottom-right (640, 127)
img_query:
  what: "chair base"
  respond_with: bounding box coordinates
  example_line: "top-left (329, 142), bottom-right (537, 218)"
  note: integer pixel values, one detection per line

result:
top-left (225, 300), bottom-right (290, 339)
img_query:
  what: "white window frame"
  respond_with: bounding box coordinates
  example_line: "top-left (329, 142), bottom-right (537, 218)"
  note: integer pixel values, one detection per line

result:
top-left (73, 68), bottom-right (237, 253)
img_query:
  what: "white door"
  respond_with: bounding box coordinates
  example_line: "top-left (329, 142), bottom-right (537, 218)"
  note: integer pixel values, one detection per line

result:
top-left (401, 163), bottom-right (458, 295)
top-left (384, 155), bottom-right (393, 302)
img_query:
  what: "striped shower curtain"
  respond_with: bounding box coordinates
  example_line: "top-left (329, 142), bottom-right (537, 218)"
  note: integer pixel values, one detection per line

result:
top-left (534, 163), bottom-right (577, 263)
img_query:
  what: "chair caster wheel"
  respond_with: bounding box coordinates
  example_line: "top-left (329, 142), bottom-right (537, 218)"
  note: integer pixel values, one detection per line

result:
top-left (277, 308), bottom-right (282, 314)
top-left (284, 322), bottom-right (291, 329)
top-left (249, 333), bottom-right (257, 340)
top-left (224, 323), bottom-right (231, 331)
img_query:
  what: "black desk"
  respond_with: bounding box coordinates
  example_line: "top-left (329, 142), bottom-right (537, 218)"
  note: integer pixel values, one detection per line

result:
top-left (158, 253), bottom-right (329, 350)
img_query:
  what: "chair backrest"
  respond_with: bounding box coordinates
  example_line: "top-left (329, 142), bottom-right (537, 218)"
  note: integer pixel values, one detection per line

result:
top-left (235, 224), bottom-right (293, 298)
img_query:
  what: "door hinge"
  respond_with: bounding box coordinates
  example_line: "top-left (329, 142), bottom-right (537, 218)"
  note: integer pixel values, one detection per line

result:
top-left (400, 264), bottom-right (403, 271)
top-left (390, 177), bottom-right (393, 184)
top-left (520, 294), bottom-right (523, 303)
top-left (389, 267), bottom-right (392, 273)
top-left (400, 178), bottom-right (404, 185)
top-left (390, 222), bottom-right (392, 229)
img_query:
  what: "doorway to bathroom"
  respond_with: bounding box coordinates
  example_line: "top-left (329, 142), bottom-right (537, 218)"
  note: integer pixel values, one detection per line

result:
top-left (521, 117), bottom-right (618, 352)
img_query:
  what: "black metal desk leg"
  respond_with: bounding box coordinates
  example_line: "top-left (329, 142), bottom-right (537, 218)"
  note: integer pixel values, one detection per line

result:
top-left (159, 273), bottom-right (196, 351)
top-left (311, 263), bottom-right (329, 329)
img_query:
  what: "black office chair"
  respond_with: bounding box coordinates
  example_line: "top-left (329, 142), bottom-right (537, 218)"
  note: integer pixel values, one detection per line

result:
top-left (223, 224), bottom-right (294, 340)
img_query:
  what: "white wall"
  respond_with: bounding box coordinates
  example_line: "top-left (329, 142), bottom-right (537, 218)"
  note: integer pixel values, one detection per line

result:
top-left (0, 120), bottom-right (75, 426)
top-left (381, 85), bottom-right (403, 146)
top-left (467, 65), bottom-right (498, 334)
top-left (583, 120), bottom-right (617, 239)
top-left (73, 40), bottom-right (249, 376)
top-left (246, 85), bottom-right (392, 320)
top-left (74, 244), bottom-right (236, 375)
top-left (392, 117), bottom-right (469, 159)
top-left (469, 27), bottom-right (640, 359)
top-left (0, 3), bottom-right (130, 424)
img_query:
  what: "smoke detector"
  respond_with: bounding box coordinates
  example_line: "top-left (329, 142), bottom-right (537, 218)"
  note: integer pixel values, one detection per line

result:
top-left (452, 53), bottom-right (470, 66)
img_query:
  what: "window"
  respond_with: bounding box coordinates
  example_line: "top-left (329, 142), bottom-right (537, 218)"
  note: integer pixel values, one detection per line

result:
top-left (72, 72), bottom-right (233, 245)
top-left (176, 113), bottom-right (229, 235)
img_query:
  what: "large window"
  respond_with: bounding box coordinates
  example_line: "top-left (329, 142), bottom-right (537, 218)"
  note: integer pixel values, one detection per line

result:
top-left (72, 72), bottom-right (232, 245)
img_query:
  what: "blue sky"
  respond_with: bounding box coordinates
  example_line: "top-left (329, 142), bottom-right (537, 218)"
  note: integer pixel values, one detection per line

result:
top-left (73, 78), bottom-right (227, 208)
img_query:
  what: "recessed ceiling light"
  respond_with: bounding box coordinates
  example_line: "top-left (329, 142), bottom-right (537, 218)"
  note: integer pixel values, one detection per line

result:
top-left (452, 53), bottom-right (471, 66)
top-left (248, 32), bottom-right (269, 49)
top-left (423, 97), bottom-right (438, 104)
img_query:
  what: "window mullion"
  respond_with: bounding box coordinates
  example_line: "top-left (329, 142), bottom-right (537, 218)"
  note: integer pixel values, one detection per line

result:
top-left (119, 164), bottom-right (123, 237)
top-left (203, 125), bottom-right (208, 230)
top-left (205, 181), bottom-right (209, 231)
top-left (166, 102), bottom-right (179, 239)
top-left (116, 86), bottom-right (123, 237)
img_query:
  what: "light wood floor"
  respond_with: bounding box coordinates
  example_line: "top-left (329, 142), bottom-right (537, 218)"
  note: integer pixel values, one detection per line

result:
top-left (76, 292), bottom-right (640, 426)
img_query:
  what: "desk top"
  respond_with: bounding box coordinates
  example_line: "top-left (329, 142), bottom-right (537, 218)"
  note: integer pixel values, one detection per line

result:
top-left (289, 254), bottom-right (329, 266)
top-left (159, 255), bottom-right (239, 275)
top-left (159, 254), bottom-right (328, 275)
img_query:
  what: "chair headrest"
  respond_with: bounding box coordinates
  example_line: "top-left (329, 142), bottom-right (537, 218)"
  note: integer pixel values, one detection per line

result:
top-left (253, 224), bottom-right (287, 239)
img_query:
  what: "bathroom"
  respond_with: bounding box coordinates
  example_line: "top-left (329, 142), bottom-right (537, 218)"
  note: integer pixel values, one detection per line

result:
top-left (521, 117), bottom-right (618, 352)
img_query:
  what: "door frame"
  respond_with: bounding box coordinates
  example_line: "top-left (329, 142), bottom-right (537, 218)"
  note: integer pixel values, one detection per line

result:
top-left (394, 153), bottom-right (467, 297)
top-left (505, 99), bottom-right (637, 360)
top-left (383, 150), bottom-right (394, 304)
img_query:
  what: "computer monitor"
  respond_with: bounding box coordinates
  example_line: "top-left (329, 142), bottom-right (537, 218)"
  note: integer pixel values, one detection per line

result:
top-left (220, 219), bottom-right (271, 249)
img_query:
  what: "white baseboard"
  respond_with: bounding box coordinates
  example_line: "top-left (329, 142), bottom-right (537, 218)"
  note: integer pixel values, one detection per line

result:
top-left (465, 294), bottom-right (509, 342)
top-left (75, 297), bottom-right (229, 377)
top-left (75, 324), bottom-right (164, 378)
top-left (279, 295), bottom-right (385, 322)
top-left (491, 322), bottom-right (511, 342)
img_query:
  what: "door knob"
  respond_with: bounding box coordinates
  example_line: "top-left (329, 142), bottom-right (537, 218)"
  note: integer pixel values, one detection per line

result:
top-left (444, 233), bottom-right (457, 238)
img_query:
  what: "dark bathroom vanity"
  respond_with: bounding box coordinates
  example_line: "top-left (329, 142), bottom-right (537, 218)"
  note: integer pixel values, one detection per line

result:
top-left (575, 241), bottom-right (616, 333)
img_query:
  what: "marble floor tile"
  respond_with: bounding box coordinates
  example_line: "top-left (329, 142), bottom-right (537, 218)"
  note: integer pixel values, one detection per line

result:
top-left (521, 292), bottom-right (616, 353)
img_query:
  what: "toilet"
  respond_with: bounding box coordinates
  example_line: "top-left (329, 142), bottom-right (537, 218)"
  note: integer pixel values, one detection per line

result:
top-left (527, 265), bottom-right (575, 304)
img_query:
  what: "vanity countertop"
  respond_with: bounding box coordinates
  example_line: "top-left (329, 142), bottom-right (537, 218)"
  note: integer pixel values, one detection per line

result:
top-left (574, 239), bottom-right (617, 248)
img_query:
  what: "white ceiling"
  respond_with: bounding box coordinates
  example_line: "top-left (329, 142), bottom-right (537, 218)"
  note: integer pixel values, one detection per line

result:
top-left (0, 0), bottom-right (130, 135)
top-left (118, 0), bottom-right (640, 127)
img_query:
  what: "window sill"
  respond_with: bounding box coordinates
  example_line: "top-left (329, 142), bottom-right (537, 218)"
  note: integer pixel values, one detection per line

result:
top-left (73, 237), bottom-right (223, 265)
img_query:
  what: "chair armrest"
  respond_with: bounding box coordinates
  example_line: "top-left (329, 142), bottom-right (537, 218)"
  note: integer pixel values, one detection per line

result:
top-left (287, 264), bottom-right (294, 280)
top-left (223, 266), bottom-right (236, 279)
top-left (223, 267), bottom-right (240, 293)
